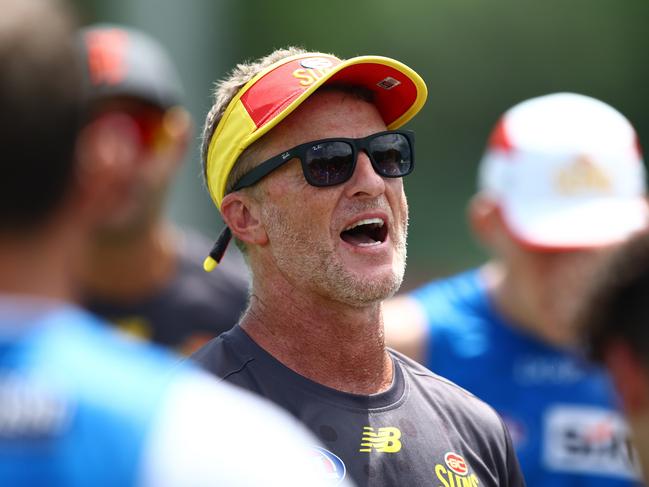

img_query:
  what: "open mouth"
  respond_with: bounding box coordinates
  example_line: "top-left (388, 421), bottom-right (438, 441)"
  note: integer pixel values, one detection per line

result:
top-left (340, 218), bottom-right (388, 247)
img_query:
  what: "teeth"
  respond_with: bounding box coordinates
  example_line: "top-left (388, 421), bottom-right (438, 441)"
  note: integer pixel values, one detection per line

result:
top-left (343, 218), bottom-right (384, 231)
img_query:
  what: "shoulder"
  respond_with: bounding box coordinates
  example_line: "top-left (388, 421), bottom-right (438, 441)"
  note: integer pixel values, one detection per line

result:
top-left (410, 269), bottom-right (484, 314)
top-left (30, 308), bottom-right (188, 411)
top-left (392, 351), bottom-right (522, 480)
top-left (189, 327), bottom-right (255, 381)
top-left (391, 348), bottom-right (507, 433)
top-left (140, 371), bottom-right (331, 487)
top-left (408, 269), bottom-right (495, 342)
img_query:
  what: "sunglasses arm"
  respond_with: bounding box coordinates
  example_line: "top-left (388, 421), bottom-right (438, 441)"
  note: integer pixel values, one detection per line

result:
top-left (232, 152), bottom-right (297, 191)
top-left (203, 226), bottom-right (232, 272)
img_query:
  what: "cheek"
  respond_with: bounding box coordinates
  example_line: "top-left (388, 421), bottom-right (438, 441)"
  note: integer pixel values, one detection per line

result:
top-left (388, 181), bottom-right (408, 218)
top-left (262, 181), bottom-right (335, 236)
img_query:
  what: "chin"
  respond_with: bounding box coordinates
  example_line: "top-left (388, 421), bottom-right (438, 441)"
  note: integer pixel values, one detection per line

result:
top-left (328, 266), bottom-right (404, 307)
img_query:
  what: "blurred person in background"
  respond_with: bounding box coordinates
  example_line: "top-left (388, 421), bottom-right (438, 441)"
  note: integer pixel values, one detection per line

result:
top-left (191, 47), bottom-right (525, 486)
top-left (384, 92), bottom-right (648, 485)
top-left (0, 2), bottom-right (347, 485)
top-left (78, 24), bottom-right (249, 354)
top-left (584, 229), bottom-right (649, 483)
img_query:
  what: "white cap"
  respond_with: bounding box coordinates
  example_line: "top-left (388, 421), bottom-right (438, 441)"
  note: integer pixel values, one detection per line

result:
top-left (479, 92), bottom-right (648, 250)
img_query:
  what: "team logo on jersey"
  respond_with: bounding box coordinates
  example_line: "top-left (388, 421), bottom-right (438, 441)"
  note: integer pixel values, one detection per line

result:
top-left (434, 452), bottom-right (480, 486)
top-left (544, 405), bottom-right (641, 479)
top-left (308, 446), bottom-right (346, 484)
top-left (359, 426), bottom-right (402, 453)
top-left (445, 452), bottom-right (468, 475)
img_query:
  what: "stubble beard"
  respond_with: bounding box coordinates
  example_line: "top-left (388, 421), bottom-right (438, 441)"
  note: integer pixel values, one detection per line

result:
top-left (263, 204), bottom-right (408, 308)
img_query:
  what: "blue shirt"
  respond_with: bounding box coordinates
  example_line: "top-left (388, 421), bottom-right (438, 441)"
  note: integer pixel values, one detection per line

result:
top-left (411, 269), bottom-right (642, 486)
top-left (0, 303), bottom-right (183, 486)
top-left (0, 298), bottom-right (345, 487)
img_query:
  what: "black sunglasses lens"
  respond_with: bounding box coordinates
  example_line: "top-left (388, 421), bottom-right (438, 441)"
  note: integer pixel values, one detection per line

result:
top-left (305, 142), bottom-right (355, 186)
top-left (369, 133), bottom-right (412, 177)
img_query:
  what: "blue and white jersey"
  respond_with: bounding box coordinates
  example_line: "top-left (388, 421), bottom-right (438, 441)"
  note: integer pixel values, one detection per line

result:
top-left (411, 269), bottom-right (642, 486)
top-left (0, 299), bottom-right (338, 487)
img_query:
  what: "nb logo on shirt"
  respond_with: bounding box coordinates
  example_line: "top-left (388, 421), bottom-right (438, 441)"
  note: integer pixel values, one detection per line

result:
top-left (359, 426), bottom-right (402, 453)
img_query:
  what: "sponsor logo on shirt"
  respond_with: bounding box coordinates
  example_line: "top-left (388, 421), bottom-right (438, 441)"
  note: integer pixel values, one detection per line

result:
top-left (359, 426), bottom-right (402, 453)
top-left (0, 372), bottom-right (69, 438)
top-left (513, 355), bottom-right (585, 385)
top-left (309, 446), bottom-right (346, 484)
top-left (544, 405), bottom-right (641, 479)
top-left (434, 452), bottom-right (479, 486)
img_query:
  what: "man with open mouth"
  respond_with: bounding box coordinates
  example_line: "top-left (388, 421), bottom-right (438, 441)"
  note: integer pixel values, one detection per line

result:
top-left (191, 47), bottom-right (526, 486)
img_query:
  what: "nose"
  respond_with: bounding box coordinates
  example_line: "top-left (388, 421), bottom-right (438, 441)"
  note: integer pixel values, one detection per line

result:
top-left (343, 150), bottom-right (386, 199)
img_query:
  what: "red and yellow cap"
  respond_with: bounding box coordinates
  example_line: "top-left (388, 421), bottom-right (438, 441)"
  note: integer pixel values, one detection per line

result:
top-left (205, 52), bottom-right (428, 209)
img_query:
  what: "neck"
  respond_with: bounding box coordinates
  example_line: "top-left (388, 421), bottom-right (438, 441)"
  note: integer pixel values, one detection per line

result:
top-left (241, 272), bottom-right (393, 395)
top-left (0, 223), bottom-right (82, 303)
top-left (82, 221), bottom-right (178, 301)
top-left (483, 261), bottom-right (576, 347)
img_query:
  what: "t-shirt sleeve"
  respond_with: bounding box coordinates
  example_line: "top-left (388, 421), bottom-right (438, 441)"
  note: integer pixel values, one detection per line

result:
top-left (499, 416), bottom-right (526, 487)
top-left (138, 370), bottom-right (352, 487)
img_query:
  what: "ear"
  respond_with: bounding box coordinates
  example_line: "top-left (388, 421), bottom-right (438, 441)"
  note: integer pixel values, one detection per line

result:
top-left (160, 106), bottom-right (192, 166)
top-left (220, 191), bottom-right (268, 246)
top-left (468, 193), bottom-right (503, 248)
top-left (605, 340), bottom-right (649, 415)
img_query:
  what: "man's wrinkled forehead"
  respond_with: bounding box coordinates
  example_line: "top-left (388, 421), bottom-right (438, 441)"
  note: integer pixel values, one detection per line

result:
top-left (263, 89), bottom-right (386, 152)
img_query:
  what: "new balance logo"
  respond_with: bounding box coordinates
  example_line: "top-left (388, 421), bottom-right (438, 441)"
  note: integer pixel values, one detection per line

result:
top-left (359, 426), bottom-right (402, 453)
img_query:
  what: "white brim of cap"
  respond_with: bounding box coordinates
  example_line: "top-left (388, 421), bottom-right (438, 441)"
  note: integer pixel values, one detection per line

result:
top-left (501, 196), bottom-right (649, 249)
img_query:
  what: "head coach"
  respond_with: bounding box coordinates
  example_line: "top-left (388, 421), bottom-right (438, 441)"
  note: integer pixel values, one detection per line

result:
top-left (191, 47), bottom-right (525, 486)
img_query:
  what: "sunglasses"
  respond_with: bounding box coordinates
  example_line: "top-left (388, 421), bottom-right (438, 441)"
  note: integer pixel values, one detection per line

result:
top-left (231, 130), bottom-right (415, 191)
top-left (128, 108), bottom-right (169, 153)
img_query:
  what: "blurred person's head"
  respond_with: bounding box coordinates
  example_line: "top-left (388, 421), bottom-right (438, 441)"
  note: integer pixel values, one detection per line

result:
top-left (469, 93), bottom-right (648, 344)
top-left (0, 0), bottom-right (81, 233)
top-left (583, 230), bottom-right (649, 479)
top-left (78, 24), bottom-right (191, 239)
top-left (200, 48), bottom-right (426, 306)
top-left (0, 0), bottom-right (132, 300)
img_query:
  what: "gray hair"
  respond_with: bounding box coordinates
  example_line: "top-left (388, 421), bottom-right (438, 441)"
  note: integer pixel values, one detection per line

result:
top-left (200, 46), bottom-right (309, 193)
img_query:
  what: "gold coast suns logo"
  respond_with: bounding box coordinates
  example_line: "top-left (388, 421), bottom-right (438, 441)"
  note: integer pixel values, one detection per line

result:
top-left (435, 452), bottom-right (480, 486)
top-left (292, 57), bottom-right (335, 86)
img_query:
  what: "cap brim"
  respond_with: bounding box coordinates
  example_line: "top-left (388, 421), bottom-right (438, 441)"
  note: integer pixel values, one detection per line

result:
top-left (501, 197), bottom-right (649, 250)
top-left (242, 55), bottom-right (427, 141)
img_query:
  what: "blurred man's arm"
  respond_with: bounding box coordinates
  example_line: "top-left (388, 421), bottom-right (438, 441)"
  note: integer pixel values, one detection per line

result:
top-left (140, 371), bottom-right (353, 487)
top-left (383, 295), bottom-right (429, 364)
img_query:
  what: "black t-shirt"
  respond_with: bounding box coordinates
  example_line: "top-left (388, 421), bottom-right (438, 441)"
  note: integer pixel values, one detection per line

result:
top-left (86, 230), bottom-right (249, 353)
top-left (191, 325), bottom-right (526, 487)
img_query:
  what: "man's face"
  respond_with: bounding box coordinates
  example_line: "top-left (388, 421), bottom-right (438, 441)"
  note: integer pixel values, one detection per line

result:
top-left (504, 238), bottom-right (614, 343)
top-left (251, 90), bottom-right (409, 307)
top-left (90, 99), bottom-right (182, 239)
